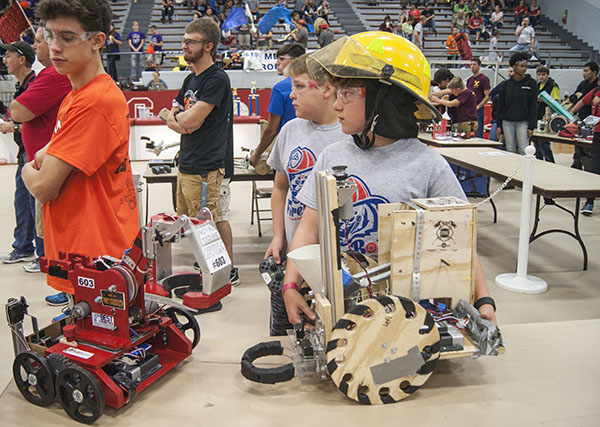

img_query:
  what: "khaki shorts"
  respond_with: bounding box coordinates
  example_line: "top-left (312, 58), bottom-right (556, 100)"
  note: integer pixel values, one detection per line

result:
top-left (176, 169), bottom-right (224, 220)
top-left (216, 178), bottom-right (231, 223)
top-left (454, 121), bottom-right (479, 134)
top-left (35, 200), bottom-right (43, 238)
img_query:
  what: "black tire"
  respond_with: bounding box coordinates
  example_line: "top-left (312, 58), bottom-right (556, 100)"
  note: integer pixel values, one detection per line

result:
top-left (12, 351), bottom-right (55, 407)
top-left (56, 366), bottom-right (105, 424)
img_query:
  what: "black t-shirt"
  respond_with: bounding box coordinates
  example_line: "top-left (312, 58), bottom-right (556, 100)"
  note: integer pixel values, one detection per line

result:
top-left (422, 9), bottom-right (435, 18)
top-left (175, 65), bottom-right (233, 175)
top-left (575, 77), bottom-right (599, 120)
top-left (14, 71), bottom-right (36, 161)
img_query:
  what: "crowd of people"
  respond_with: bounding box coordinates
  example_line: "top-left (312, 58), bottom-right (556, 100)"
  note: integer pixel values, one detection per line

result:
top-left (0, 0), bottom-right (598, 323)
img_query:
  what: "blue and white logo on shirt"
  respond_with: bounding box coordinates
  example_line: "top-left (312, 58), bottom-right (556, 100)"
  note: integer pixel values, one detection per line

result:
top-left (340, 175), bottom-right (389, 256)
top-left (286, 146), bottom-right (317, 221)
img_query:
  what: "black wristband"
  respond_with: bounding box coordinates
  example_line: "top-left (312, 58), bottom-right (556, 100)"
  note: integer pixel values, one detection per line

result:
top-left (474, 296), bottom-right (496, 312)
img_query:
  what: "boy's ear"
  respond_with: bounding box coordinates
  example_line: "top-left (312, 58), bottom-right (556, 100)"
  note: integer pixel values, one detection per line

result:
top-left (322, 82), bottom-right (336, 99)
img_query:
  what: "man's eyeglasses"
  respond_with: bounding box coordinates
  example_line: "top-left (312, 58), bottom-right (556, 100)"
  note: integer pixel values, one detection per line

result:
top-left (183, 38), bottom-right (209, 46)
top-left (43, 28), bottom-right (100, 46)
top-left (336, 87), bottom-right (366, 104)
top-left (291, 80), bottom-right (318, 93)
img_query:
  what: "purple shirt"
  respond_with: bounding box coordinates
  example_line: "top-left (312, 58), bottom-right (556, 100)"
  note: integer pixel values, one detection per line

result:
top-left (449, 89), bottom-right (477, 123)
top-left (467, 73), bottom-right (490, 107)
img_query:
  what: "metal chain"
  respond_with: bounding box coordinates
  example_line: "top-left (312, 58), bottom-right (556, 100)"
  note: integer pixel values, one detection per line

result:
top-left (475, 156), bottom-right (525, 207)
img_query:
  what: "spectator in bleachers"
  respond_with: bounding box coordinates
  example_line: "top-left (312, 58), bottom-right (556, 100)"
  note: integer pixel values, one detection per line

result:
top-left (317, 21), bottom-right (333, 47)
top-left (568, 62), bottom-right (599, 171)
top-left (528, 0), bottom-right (540, 27)
top-left (453, 0), bottom-right (470, 16)
top-left (397, 5), bottom-right (408, 26)
top-left (162, 0), bottom-right (174, 23)
top-left (488, 29), bottom-right (500, 61)
top-left (446, 26), bottom-right (460, 65)
top-left (490, 4), bottom-right (503, 30)
top-left (510, 17), bottom-right (535, 54)
top-left (205, 6), bottom-right (220, 24)
top-left (193, 0), bottom-right (207, 19)
top-left (147, 25), bottom-right (164, 71)
top-left (476, 0), bottom-right (490, 14)
top-left (256, 29), bottom-right (273, 49)
top-left (402, 15), bottom-right (414, 41)
top-left (421, 3), bottom-right (437, 34)
top-left (490, 0), bottom-right (506, 9)
top-left (408, 3), bottom-right (421, 21)
top-left (127, 21), bottom-right (145, 82)
top-left (291, 19), bottom-right (309, 48)
top-left (467, 57), bottom-right (490, 138)
top-left (237, 22), bottom-right (252, 49)
top-left (301, 0), bottom-right (317, 25)
top-left (496, 52), bottom-right (538, 154)
top-left (413, 16), bottom-right (426, 50)
top-left (106, 23), bottom-right (122, 82)
top-left (146, 71), bottom-right (168, 90)
top-left (514, 0), bottom-right (528, 26)
top-left (379, 15), bottom-right (394, 33)
top-left (452, 10), bottom-right (468, 31)
top-left (316, 0), bottom-right (328, 23)
top-left (220, 0), bottom-right (233, 22)
top-left (468, 8), bottom-right (483, 42)
top-left (292, 0), bottom-right (304, 15)
top-left (247, 0), bottom-right (260, 21)
top-left (250, 43), bottom-right (305, 166)
top-left (431, 77), bottom-right (478, 134)
top-left (534, 65), bottom-right (558, 162)
top-left (20, 29), bottom-right (35, 45)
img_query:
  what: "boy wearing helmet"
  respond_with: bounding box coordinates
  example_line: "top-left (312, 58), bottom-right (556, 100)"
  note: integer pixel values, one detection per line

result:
top-left (266, 54), bottom-right (348, 335)
top-left (281, 32), bottom-right (497, 326)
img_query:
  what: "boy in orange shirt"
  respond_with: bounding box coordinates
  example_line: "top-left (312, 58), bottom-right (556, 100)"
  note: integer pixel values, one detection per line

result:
top-left (22, 0), bottom-right (139, 306)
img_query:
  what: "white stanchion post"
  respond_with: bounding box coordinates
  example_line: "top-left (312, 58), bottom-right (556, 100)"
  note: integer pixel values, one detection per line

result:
top-left (496, 145), bottom-right (548, 294)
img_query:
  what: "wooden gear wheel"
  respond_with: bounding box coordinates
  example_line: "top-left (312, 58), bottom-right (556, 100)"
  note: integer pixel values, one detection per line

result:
top-left (325, 295), bottom-right (441, 404)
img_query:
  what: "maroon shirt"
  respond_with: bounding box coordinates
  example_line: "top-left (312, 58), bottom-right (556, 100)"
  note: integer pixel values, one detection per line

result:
top-left (16, 65), bottom-right (72, 161)
top-left (467, 73), bottom-right (490, 107)
top-left (449, 89), bottom-right (477, 123)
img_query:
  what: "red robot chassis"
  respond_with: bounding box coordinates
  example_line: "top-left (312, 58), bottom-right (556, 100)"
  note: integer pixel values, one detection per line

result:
top-left (8, 214), bottom-right (231, 424)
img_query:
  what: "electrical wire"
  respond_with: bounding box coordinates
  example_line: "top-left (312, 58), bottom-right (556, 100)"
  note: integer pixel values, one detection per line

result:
top-left (343, 220), bottom-right (373, 298)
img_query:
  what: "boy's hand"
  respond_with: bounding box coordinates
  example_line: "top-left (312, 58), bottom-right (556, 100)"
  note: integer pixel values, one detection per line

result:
top-left (265, 237), bottom-right (286, 264)
top-left (479, 304), bottom-right (497, 325)
top-left (283, 289), bottom-right (315, 325)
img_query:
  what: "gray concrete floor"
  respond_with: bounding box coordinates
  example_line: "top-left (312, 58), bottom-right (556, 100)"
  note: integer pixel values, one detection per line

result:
top-left (0, 154), bottom-right (599, 425)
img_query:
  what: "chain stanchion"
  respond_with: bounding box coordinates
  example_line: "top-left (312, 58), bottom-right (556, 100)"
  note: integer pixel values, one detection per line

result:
top-left (495, 145), bottom-right (548, 294)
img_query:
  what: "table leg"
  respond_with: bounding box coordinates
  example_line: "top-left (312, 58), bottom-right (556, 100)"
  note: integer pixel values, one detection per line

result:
top-left (529, 196), bottom-right (588, 270)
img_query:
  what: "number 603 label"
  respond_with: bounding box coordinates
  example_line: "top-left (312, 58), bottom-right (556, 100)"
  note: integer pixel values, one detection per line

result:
top-left (77, 276), bottom-right (95, 289)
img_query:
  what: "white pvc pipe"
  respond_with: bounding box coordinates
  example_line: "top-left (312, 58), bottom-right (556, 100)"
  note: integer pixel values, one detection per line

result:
top-left (495, 145), bottom-right (548, 294)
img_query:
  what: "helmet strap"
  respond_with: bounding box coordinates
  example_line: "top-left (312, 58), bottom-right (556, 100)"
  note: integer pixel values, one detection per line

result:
top-left (352, 82), bottom-right (390, 150)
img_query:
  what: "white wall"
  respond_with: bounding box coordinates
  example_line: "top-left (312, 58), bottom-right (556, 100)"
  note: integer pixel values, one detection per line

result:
top-left (538, 0), bottom-right (600, 53)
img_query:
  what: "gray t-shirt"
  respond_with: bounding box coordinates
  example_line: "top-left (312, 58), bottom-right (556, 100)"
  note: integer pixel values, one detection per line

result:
top-left (489, 36), bottom-right (498, 61)
top-left (297, 138), bottom-right (466, 257)
top-left (267, 118), bottom-right (348, 247)
top-left (517, 25), bottom-right (535, 45)
top-left (295, 27), bottom-right (308, 48)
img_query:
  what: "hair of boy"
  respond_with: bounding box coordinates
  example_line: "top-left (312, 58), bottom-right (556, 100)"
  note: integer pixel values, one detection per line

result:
top-left (185, 17), bottom-right (221, 57)
top-left (508, 51), bottom-right (530, 67)
top-left (37, 0), bottom-right (112, 35)
top-left (434, 68), bottom-right (454, 84)
top-left (276, 43), bottom-right (305, 59)
top-left (447, 76), bottom-right (465, 90)
top-left (536, 65), bottom-right (549, 75)
top-left (584, 61), bottom-right (599, 75)
top-left (471, 57), bottom-right (482, 66)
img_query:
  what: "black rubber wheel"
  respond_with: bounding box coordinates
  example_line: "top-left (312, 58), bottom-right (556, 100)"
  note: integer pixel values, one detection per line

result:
top-left (12, 351), bottom-right (55, 407)
top-left (56, 366), bottom-right (104, 424)
top-left (164, 306), bottom-right (201, 349)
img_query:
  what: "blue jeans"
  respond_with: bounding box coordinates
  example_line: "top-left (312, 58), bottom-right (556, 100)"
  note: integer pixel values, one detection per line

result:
top-left (510, 43), bottom-right (529, 52)
top-left (424, 19), bottom-right (437, 32)
top-left (13, 157), bottom-right (37, 255)
top-left (502, 121), bottom-right (529, 155)
top-left (534, 141), bottom-right (555, 163)
top-left (130, 52), bottom-right (143, 80)
top-left (475, 108), bottom-right (485, 138)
